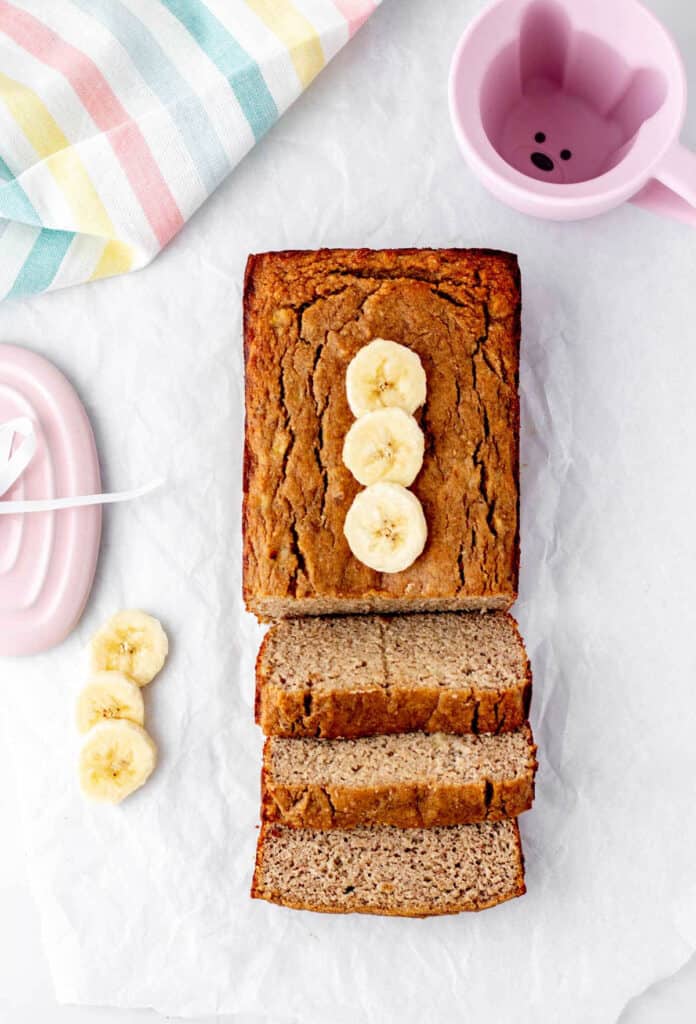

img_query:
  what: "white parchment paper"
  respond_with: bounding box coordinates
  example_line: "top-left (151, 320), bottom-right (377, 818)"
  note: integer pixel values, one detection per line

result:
top-left (2, 2), bottom-right (696, 1021)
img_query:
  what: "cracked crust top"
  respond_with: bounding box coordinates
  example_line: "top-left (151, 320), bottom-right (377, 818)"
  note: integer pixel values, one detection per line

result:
top-left (242, 248), bottom-right (520, 620)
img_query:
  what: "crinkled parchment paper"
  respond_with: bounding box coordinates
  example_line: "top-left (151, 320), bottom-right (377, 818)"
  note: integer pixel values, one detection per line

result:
top-left (1, 1), bottom-right (696, 1021)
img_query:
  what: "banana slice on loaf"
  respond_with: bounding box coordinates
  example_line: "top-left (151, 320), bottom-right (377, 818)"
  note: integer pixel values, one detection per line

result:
top-left (344, 482), bottom-right (427, 573)
top-left (342, 408), bottom-right (424, 487)
top-left (346, 338), bottom-right (426, 417)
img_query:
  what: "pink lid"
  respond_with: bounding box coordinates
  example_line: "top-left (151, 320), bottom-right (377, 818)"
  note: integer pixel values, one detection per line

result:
top-left (0, 344), bottom-right (101, 656)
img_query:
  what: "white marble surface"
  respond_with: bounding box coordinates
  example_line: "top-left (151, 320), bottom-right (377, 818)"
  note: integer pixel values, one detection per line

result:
top-left (2, 1), bottom-right (696, 1021)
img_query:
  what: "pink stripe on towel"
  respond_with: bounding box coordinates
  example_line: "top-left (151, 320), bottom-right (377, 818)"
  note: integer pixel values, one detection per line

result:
top-left (333, 0), bottom-right (377, 35)
top-left (0, 1), bottom-right (184, 246)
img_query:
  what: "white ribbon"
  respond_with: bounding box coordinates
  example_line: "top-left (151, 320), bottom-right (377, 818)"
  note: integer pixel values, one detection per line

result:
top-left (0, 417), bottom-right (36, 496)
top-left (0, 418), bottom-right (164, 514)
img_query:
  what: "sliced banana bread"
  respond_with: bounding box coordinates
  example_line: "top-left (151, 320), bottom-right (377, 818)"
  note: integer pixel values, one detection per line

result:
top-left (261, 725), bottom-right (536, 828)
top-left (252, 820), bottom-right (525, 917)
top-left (256, 611), bottom-right (531, 738)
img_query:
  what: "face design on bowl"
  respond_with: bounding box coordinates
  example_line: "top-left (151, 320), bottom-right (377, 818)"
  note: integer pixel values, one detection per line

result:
top-left (498, 85), bottom-right (626, 185)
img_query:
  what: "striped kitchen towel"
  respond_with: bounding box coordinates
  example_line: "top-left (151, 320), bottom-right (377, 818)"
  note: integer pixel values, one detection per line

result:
top-left (0, 0), bottom-right (380, 301)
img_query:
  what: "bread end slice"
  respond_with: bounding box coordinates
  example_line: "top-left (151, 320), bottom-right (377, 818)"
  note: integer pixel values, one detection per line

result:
top-left (251, 821), bottom-right (526, 917)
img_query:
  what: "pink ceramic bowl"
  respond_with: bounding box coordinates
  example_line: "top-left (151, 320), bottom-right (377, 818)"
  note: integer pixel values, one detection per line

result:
top-left (449, 0), bottom-right (696, 225)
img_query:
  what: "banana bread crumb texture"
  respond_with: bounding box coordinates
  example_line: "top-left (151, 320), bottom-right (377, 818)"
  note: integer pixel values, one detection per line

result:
top-left (262, 724), bottom-right (537, 828)
top-left (252, 820), bottom-right (526, 916)
top-left (243, 248), bottom-right (520, 621)
top-left (256, 611), bottom-right (532, 738)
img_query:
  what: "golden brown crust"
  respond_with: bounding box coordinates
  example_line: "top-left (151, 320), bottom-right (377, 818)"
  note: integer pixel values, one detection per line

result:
top-left (260, 733), bottom-right (537, 829)
top-left (243, 248), bottom-right (520, 621)
top-left (257, 682), bottom-right (530, 738)
top-left (250, 821), bottom-right (526, 917)
top-left (249, 886), bottom-right (526, 918)
top-left (255, 614), bottom-right (532, 738)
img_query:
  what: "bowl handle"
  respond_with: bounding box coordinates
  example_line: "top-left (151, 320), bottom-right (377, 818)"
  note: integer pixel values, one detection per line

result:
top-left (631, 142), bottom-right (696, 228)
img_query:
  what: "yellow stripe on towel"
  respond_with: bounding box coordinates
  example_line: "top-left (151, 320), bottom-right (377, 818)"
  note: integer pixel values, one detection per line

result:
top-left (245, 0), bottom-right (325, 87)
top-left (0, 72), bottom-right (122, 243)
top-left (90, 238), bottom-right (134, 281)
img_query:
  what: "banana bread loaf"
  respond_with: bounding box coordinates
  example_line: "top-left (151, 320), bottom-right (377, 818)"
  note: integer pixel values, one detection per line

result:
top-left (243, 248), bottom-right (520, 621)
top-left (262, 724), bottom-right (537, 828)
top-left (251, 820), bottom-right (526, 916)
top-left (256, 611), bottom-right (531, 738)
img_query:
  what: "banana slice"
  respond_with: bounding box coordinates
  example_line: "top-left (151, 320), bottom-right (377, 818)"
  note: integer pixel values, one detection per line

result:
top-left (346, 339), bottom-right (426, 417)
top-left (344, 482), bottom-right (427, 573)
top-left (342, 408), bottom-right (424, 487)
top-left (79, 719), bottom-right (157, 804)
top-left (76, 671), bottom-right (145, 734)
top-left (90, 610), bottom-right (168, 687)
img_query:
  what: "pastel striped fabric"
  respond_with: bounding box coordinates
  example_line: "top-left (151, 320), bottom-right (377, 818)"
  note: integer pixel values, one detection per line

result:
top-left (0, 0), bottom-right (380, 300)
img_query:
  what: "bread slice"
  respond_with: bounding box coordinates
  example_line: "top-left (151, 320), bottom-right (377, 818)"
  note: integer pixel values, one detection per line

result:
top-left (261, 725), bottom-right (537, 829)
top-left (256, 611), bottom-right (531, 739)
top-left (252, 820), bottom-right (526, 916)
